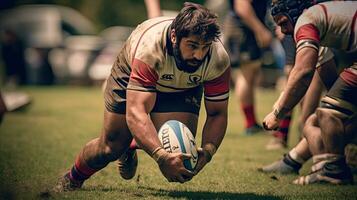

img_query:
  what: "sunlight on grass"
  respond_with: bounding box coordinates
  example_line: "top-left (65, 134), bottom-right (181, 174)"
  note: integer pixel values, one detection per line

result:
top-left (0, 86), bottom-right (356, 199)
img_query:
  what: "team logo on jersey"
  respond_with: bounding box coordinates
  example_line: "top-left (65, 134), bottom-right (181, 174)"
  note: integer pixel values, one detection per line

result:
top-left (161, 74), bottom-right (174, 81)
top-left (188, 75), bottom-right (202, 85)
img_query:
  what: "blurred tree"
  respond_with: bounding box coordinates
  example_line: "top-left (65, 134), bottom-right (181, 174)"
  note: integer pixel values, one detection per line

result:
top-left (5, 0), bottom-right (205, 30)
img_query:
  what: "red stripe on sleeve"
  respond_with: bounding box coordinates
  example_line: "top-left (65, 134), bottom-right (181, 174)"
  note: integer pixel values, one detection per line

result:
top-left (130, 58), bottom-right (158, 87)
top-left (295, 24), bottom-right (320, 43)
top-left (340, 68), bottom-right (357, 86)
top-left (204, 68), bottom-right (230, 96)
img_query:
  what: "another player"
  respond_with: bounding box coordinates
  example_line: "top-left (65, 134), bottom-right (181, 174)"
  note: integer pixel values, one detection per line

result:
top-left (263, 0), bottom-right (357, 184)
top-left (54, 2), bottom-right (230, 192)
top-left (223, 0), bottom-right (272, 135)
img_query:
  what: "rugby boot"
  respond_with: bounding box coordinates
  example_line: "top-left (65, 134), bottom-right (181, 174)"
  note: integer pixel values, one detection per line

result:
top-left (53, 172), bottom-right (83, 193)
top-left (259, 154), bottom-right (300, 174)
top-left (117, 149), bottom-right (138, 180)
top-left (244, 124), bottom-right (264, 135)
top-left (293, 157), bottom-right (353, 185)
top-left (265, 137), bottom-right (288, 150)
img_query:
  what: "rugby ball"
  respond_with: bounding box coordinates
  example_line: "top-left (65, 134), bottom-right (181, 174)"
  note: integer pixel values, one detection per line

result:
top-left (158, 120), bottom-right (198, 171)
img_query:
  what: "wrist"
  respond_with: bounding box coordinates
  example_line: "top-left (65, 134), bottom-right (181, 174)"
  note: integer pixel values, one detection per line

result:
top-left (202, 143), bottom-right (217, 162)
top-left (273, 107), bottom-right (290, 120)
top-left (151, 147), bottom-right (168, 165)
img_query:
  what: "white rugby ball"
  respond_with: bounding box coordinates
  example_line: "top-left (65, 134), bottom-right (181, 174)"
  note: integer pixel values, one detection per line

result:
top-left (158, 120), bottom-right (198, 171)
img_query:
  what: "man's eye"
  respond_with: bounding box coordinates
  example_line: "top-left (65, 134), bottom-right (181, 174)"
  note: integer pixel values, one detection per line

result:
top-left (189, 44), bottom-right (197, 49)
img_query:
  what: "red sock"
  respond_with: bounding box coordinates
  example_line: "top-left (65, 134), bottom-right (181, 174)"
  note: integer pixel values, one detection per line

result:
top-left (69, 156), bottom-right (98, 182)
top-left (273, 112), bottom-right (292, 143)
top-left (129, 139), bottom-right (140, 150)
top-left (241, 104), bottom-right (257, 128)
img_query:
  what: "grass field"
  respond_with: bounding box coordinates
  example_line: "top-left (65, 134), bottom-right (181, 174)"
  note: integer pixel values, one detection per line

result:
top-left (0, 86), bottom-right (356, 200)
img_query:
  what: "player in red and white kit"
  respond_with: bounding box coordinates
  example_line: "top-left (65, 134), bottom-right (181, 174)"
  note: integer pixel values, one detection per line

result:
top-left (54, 3), bottom-right (230, 192)
top-left (263, 0), bottom-right (357, 184)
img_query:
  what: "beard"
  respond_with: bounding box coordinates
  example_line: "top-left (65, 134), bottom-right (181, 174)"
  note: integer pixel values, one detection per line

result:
top-left (172, 43), bottom-right (204, 73)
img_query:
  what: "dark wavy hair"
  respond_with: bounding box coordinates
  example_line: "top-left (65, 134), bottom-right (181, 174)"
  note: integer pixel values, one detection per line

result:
top-left (171, 2), bottom-right (221, 42)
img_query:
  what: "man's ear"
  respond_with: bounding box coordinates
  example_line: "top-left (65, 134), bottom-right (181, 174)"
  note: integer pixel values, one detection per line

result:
top-left (170, 29), bottom-right (176, 44)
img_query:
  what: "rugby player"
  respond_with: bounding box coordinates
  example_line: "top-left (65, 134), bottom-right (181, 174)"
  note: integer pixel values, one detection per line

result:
top-left (263, 0), bottom-right (357, 184)
top-left (223, 0), bottom-right (272, 135)
top-left (54, 2), bottom-right (230, 192)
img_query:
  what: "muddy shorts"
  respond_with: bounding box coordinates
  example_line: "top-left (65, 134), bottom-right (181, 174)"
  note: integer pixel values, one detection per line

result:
top-left (223, 14), bottom-right (262, 67)
top-left (104, 74), bottom-right (203, 115)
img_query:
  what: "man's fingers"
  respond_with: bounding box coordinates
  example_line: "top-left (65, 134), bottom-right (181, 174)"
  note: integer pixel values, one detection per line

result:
top-left (194, 162), bottom-right (204, 175)
top-left (176, 175), bottom-right (186, 183)
top-left (181, 168), bottom-right (194, 178)
top-left (181, 153), bottom-right (192, 160)
top-left (262, 122), bottom-right (269, 130)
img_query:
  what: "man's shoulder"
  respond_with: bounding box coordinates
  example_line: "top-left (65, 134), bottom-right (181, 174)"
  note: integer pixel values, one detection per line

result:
top-left (136, 17), bottom-right (174, 32)
top-left (131, 17), bottom-right (173, 66)
top-left (208, 40), bottom-right (230, 70)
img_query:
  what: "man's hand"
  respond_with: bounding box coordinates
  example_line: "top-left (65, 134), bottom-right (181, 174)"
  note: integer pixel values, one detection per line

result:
top-left (193, 143), bottom-right (216, 175)
top-left (262, 111), bottom-right (280, 131)
top-left (154, 148), bottom-right (194, 183)
top-left (193, 148), bottom-right (210, 175)
top-left (255, 27), bottom-right (272, 48)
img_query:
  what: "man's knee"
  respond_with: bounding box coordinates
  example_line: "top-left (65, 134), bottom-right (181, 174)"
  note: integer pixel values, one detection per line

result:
top-left (316, 108), bottom-right (345, 137)
top-left (100, 128), bottom-right (132, 161)
top-left (302, 114), bottom-right (318, 139)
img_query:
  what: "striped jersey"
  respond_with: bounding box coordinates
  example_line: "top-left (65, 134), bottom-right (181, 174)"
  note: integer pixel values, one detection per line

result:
top-left (111, 17), bottom-right (231, 102)
top-left (294, 1), bottom-right (357, 53)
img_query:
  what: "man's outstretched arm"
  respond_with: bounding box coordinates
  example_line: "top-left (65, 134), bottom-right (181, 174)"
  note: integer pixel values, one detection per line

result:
top-left (263, 47), bottom-right (318, 130)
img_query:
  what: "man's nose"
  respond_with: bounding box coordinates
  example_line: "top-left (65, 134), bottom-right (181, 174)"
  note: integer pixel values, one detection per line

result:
top-left (193, 50), bottom-right (204, 60)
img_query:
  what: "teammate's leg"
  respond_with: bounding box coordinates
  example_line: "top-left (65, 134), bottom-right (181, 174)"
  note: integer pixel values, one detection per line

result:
top-left (293, 69), bottom-right (357, 185)
top-left (236, 60), bottom-right (263, 134)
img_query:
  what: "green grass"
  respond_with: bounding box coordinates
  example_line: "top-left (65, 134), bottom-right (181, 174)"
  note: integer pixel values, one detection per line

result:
top-left (0, 86), bottom-right (356, 200)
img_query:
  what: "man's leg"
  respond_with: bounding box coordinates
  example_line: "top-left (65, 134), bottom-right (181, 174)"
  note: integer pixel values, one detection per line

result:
top-left (293, 108), bottom-right (354, 185)
top-left (54, 110), bottom-right (133, 192)
top-left (260, 138), bottom-right (311, 174)
top-left (294, 68), bottom-right (357, 185)
top-left (236, 60), bottom-right (263, 134)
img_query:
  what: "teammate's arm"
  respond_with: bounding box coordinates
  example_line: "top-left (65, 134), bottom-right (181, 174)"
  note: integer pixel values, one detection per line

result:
top-left (234, 0), bottom-right (272, 48)
top-left (263, 47), bottom-right (318, 130)
top-left (144, 0), bottom-right (161, 18)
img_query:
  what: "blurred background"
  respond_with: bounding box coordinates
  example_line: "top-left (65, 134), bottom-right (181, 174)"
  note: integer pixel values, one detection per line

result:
top-left (0, 0), bottom-right (285, 115)
top-left (0, 0), bottom-right (281, 87)
top-left (0, 0), bottom-right (216, 87)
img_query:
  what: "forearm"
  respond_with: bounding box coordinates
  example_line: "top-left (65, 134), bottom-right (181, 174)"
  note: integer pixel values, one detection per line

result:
top-left (279, 64), bottom-right (315, 112)
top-left (276, 48), bottom-right (318, 115)
top-left (127, 112), bottom-right (161, 155)
top-left (201, 112), bottom-right (227, 149)
top-left (145, 0), bottom-right (161, 18)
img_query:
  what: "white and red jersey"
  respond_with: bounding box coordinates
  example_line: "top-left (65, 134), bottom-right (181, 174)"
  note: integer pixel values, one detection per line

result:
top-left (112, 17), bottom-right (230, 101)
top-left (294, 1), bottom-right (357, 54)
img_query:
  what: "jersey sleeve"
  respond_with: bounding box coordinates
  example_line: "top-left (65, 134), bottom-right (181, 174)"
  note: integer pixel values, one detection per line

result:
top-left (316, 47), bottom-right (334, 68)
top-left (203, 41), bottom-right (231, 101)
top-left (294, 5), bottom-right (326, 53)
top-left (203, 67), bottom-right (230, 101)
top-left (127, 58), bottom-right (158, 92)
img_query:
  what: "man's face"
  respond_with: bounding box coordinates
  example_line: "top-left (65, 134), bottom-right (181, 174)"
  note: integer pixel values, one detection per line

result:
top-left (274, 14), bottom-right (294, 35)
top-left (171, 30), bottom-right (211, 73)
